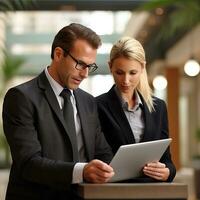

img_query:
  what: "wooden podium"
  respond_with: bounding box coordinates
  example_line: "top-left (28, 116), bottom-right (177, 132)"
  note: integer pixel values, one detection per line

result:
top-left (77, 183), bottom-right (188, 200)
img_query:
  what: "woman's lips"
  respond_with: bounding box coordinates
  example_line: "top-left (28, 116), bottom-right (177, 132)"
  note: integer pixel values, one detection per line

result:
top-left (121, 85), bottom-right (129, 90)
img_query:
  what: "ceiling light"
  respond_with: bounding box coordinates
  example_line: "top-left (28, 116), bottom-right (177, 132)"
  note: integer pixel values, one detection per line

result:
top-left (153, 75), bottom-right (167, 90)
top-left (184, 59), bottom-right (200, 77)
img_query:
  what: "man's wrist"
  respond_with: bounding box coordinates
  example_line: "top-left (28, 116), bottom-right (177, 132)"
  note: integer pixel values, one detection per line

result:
top-left (72, 162), bottom-right (87, 184)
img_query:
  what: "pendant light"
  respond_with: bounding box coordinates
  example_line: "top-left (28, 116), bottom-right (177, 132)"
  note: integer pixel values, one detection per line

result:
top-left (184, 30), bottom-right (200, 77)
top-left (184, 58), bottom-right (200, 77)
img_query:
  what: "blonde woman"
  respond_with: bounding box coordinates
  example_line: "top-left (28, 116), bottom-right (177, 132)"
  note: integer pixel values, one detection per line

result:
top-left (96, 37), bottom-right (176, 182)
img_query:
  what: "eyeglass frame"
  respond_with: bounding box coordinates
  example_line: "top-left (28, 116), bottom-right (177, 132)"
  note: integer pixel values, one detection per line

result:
top-left (62, 48), bottom-right (98, 73)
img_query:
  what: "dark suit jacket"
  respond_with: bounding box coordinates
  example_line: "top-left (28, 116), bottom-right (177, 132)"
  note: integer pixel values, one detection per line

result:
top-left (96, 85), bottom-right (176, 182)
top-left (2, 71), bottom-right (112, 200)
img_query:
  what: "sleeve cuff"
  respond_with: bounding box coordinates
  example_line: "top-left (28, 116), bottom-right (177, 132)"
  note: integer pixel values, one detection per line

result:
top-left (72, 162), bottom-right (87, 184)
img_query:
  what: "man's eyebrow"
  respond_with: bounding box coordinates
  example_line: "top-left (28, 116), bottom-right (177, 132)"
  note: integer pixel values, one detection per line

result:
top-left (77, 59), bottom-right (88, 65)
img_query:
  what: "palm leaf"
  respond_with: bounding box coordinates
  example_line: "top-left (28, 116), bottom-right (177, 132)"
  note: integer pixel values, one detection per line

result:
top-left (140, 0), bottom-right (200, 40)
top-left (140, 0), bottom-right (182, 11)
top-left (0, 0), bottom-right (14, 11)
top-left (2, 53), bottom-right (25, 82)
top-left (0, 0), bottom-right (36, 11)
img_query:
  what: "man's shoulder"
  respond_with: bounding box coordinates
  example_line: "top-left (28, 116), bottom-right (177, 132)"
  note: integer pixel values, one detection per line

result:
top-left (18, 76), bottom-right (37, 88)
top-left (5, 75), bottom-right (40, 99)
top-left (75, 88), bottom-right (95, 101)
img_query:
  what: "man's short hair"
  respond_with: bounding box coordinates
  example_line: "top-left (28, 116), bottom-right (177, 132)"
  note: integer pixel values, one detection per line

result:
top-left (51, 23), bottom-right (102, 59)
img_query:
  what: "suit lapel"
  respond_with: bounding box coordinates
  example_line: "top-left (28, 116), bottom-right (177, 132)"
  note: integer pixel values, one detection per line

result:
top-left (139, 94), bottom-right (154, 142)
top-left (107, 87), bottom-right (135, 144)
top-left (37, 71), bottom-right (78, 160)
top-left (37, 71), bottom-right (63, 122)
top-left (74, 89), bottom-right (91, 160)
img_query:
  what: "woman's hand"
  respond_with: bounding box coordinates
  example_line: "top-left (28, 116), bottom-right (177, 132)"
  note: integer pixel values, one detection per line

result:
top-left (143, 161), bottom-right (169, 181)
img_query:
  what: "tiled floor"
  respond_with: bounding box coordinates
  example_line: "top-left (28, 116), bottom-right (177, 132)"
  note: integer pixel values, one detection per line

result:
top-left (0, 168), bottom-right (198, 200)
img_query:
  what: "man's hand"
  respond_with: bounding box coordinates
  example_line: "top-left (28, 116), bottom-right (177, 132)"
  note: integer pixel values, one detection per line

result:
top-left (83, 159), bottom-right (114, 183)
top-left (143, 161), bottom-right (170, 181)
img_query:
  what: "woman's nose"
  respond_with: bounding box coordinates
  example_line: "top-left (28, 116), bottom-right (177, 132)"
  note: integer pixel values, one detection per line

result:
top-left (123, 74), bottom-right (129, 84)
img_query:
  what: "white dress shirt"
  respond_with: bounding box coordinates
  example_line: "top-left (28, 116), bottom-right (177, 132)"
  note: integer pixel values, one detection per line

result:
top-left (45, 67), bottom-right (87, 184)
top-left (115, 86), bottom-right (144, 143)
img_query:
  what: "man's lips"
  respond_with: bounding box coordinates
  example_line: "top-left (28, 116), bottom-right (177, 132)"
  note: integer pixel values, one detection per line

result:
top-left (72, 77), bottom-right (82, 84)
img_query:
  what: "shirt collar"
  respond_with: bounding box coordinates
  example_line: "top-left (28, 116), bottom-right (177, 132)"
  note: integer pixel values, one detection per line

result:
top-left (114, 85), bottom-right (143, 111)
top-left (135, 90), bottom-right (143, 106)
top-left (45, 67), bottom-right (74, 97)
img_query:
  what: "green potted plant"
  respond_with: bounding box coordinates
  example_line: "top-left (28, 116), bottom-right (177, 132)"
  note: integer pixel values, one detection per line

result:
top-left (0, 0), bottom-right (35, 169)
top-left (0, 52), bottom-right (25, 168)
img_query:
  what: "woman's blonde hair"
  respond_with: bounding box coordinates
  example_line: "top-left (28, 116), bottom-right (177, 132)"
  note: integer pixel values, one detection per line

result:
top-left (110, 36), bottom-right (154, 112)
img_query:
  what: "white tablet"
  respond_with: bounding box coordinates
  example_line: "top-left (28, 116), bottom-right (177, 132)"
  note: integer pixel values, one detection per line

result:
top-left (109, 138), bottom-right (172, 182)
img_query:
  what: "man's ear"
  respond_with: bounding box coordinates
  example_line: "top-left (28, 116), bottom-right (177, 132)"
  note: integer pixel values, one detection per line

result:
top-left (54, 47), bottom-right (63, 61)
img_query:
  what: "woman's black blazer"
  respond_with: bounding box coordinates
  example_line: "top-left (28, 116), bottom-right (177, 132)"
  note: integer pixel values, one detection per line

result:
top-left (96, 85), bottom-right (176, 182)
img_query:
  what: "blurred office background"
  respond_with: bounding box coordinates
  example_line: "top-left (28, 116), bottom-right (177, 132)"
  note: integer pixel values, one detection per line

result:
top-left (0, 0), bottom-right (200, 199)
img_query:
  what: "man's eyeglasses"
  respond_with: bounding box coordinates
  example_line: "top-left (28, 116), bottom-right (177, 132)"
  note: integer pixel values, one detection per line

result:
top-left (63, 49), bottom-right (98, 73)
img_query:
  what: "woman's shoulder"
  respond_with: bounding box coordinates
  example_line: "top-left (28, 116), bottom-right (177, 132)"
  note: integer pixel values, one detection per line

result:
top-left (152, 96), bottom-right (167, 110)
top-left (153, 96), bottom-right (166, 104)
top-left (95, 92), bottom-right (110, 106)
top-left (95, 86), bottom-right (115, 102)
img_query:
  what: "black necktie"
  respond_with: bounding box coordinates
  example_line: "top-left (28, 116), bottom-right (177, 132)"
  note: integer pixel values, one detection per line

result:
top-left (60, 89), bottom-right (78, 161)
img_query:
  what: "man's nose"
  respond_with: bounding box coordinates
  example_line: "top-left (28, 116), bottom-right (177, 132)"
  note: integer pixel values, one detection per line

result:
top-left (80, 67), bottom-right (89, 78)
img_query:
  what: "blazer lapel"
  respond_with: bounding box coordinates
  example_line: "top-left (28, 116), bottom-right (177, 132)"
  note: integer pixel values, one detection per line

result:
top-left (73, 89), bottom-right (91, 160)
top-left (37, 71), bottom-right (63, 122)
top-left (37, 71), bottom-right (78, 160)
top-left (139, 94), bottom-right (154, 142)
top-left (107, 87), bottom-right (135, 144)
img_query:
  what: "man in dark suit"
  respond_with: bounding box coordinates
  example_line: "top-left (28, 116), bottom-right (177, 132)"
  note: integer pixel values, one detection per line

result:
top-left (2, 23), bottom-right (114, 200)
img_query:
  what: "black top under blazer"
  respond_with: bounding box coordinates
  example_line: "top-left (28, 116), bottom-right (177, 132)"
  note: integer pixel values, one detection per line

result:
top-left (96, 85), bottom-right (176, 182)
top-left (2, 71), bottom-right (112, 200)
